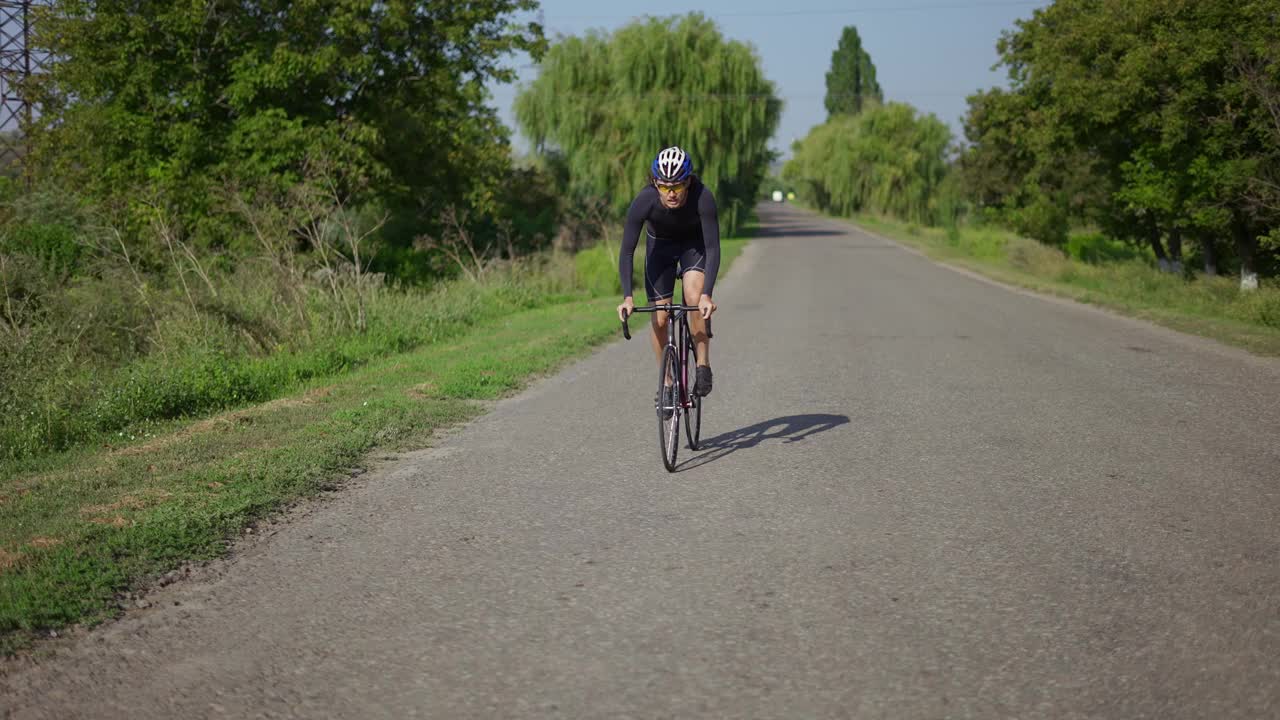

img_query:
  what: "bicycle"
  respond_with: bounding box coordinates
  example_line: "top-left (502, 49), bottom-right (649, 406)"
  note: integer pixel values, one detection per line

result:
top-left (621, 304), bottom-right (711, 472)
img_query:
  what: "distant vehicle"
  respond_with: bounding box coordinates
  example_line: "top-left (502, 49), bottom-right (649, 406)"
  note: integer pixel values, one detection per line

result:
top-left (786, 191), bottom-right (796, 201)
top-left (771, 190), bottom-right (783, 202)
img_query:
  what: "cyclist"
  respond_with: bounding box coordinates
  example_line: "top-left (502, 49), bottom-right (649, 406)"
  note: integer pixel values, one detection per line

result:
top-left (616, 146), bottom-right (720, 404)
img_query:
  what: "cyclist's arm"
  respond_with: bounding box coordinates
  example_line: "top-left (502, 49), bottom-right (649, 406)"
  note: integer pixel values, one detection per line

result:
top-left (699, 188), bottom-right (721, 297)
top-left (619, 194), bottom-right (648, 298)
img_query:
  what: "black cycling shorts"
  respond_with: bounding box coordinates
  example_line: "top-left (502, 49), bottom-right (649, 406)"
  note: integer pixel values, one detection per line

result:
top-left (644, 234), bottom-right (707, 301)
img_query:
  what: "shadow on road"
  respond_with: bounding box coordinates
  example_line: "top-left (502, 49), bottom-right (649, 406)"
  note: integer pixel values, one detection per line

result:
top-left (753, 224), bottom-right (846, 238)
top-left (676, 413), bottom-right (850, 472)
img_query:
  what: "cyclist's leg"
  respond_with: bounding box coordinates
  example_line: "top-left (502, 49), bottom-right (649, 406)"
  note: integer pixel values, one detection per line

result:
top-left (677, 248), bottom-right (711, 368)
top-left (645, 241), bottom-right (680, 373)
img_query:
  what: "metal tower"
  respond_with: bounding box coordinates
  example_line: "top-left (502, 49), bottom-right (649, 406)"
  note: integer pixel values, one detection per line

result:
top-left (0, 1), bottom-right (48, 173)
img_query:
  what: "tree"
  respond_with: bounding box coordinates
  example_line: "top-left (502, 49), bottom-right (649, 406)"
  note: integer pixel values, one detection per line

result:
top-left (964, 0), bottom-right (1280, 285)
top-left (959, 85), bottom-right (1107, 247)
top-left (514, 13), bottom-right (781, 236)
top-left (28, 0), bottom-right (546, 246)
top-left (824, 26), bottom-right (882, 118)
top-left (784, 103), bottom-right (951, 225)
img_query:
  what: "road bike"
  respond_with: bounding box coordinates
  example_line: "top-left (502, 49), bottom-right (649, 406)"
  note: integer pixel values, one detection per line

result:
top-left (622, 304), bottom-right (710, 472)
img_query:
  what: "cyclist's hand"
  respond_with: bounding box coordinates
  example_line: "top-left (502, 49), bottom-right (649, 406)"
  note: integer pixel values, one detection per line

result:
top-left (618, 296), bottom-right (635, 322)
top-left (698, 294), bottom-right (716, 320)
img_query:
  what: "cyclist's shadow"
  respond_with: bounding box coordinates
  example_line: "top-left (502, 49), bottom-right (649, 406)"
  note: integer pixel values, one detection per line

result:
top-left (677, 413), bottom-right (850, 472)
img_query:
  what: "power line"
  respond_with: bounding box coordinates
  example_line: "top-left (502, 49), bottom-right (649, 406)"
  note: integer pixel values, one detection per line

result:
top-left (544, 0), bottom-right (1045, 22)
top-left (508, 91), bottom-right (976, 100)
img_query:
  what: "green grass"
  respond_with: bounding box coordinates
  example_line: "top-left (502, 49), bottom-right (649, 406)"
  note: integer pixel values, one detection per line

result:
top-left (0, 260), bottom-right (584, 463)
top-left (0, 233), bottom-right (752, 653)
top-left (849, 214), bottom-right (1280, 356)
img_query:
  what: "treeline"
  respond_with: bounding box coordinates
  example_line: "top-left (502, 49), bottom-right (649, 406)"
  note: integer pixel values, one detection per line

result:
top-left (27, 0), bottom-right (560, 258)
top-left (1, 0), bottom-right (567, 461)
top-left (961, 0), bottom-right (1280, 286)
top-left (783, 26), bottom-right (955, 227)
top-left (0, 7), bottom-right (781, 461)
top-left (783, 3), bottom-right (1280, 289)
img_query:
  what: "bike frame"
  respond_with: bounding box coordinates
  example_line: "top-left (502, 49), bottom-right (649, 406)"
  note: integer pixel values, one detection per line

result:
top-left (621, 304), bottom-right (711, 412)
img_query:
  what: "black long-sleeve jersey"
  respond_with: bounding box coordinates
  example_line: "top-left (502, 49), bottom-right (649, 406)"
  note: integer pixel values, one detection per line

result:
top-left (618, 179), bottom-right (721, 298)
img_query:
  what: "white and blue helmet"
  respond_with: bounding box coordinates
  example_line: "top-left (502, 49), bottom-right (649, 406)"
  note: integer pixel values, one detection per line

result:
top-left (651, 146), bottom-right (693, 183)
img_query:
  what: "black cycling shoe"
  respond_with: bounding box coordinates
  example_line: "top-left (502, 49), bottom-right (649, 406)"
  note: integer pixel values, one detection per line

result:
top-left (694, 365), bottom-right (713, 397)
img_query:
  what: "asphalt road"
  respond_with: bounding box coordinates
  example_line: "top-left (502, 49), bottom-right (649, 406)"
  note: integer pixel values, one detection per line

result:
top-left (4, 203), bottom-right (1280, 719)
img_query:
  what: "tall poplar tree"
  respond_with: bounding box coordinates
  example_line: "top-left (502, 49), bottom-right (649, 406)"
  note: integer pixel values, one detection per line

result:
top-left (824, 26), bottom-right (883, 117)
top-left (514, 13), bottom-right (781, 235)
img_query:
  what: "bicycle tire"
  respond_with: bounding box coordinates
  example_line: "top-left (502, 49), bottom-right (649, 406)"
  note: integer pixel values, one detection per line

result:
top-left (683, 324), bottom-right (702, 450)
top-left (657, 345), bottom-right (680, 472)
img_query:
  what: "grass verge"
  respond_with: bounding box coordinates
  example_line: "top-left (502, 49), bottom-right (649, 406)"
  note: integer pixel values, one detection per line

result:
top-left (0, 234), bottom-right (751, 654)
top-left (848, 214), bottom-right (1280, 356)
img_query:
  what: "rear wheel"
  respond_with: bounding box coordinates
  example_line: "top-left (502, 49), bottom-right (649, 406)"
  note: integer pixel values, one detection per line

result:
top-left (657, 346), bottom-right (680, 471)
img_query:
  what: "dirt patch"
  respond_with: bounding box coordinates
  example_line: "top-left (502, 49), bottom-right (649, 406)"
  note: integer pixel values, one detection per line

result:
top-left (79, 489), bottom-right (172, 519)
top-left (408, 382), bottom-right (438, 399)
top-left (86, 516), bottom-right (131, 528)
top-left (301, 386), bottom-right (335, 402)
top-left (0, 548), bottom-right (22, 572)
top-left (0, 484), bottom-right (33, 506)
top-left (111, 418), bottom-right (230, 457)
top-left (28, 537), bottom-right (62, 549)
top-left (112, 386), bottom-right (335, 458)
top-left (81, 499), bottom-right (143, 516)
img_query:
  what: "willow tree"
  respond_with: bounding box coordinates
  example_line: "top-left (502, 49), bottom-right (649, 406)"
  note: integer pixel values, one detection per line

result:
top-left (514, 13), bottom-right (781, 235)
top-left (784, 103), bottom-right (951, 225)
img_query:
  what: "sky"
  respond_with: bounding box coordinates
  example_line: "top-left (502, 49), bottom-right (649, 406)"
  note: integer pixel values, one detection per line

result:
top-left (486, 0), bottom-right (1052, 158)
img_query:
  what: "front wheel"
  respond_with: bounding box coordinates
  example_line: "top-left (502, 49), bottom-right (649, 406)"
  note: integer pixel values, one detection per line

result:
top-left (683, 327), bottom-right (702, 450)
top-left (657, 346), bottom-right (680, 472)
top-left (685, 392), bottom-right (702, 451)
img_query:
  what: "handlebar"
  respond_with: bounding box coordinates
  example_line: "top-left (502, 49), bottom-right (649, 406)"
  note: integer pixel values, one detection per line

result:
top-left (621, 304), bottom-right (713, 341)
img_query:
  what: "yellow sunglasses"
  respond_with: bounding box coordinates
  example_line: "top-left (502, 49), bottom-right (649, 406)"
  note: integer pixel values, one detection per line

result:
top-left (655, 180), bottom-right (690, 193)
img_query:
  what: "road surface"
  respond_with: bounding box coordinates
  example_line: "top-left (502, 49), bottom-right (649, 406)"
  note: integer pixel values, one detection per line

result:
top-left (4, 203), bottom-right (1279, 718)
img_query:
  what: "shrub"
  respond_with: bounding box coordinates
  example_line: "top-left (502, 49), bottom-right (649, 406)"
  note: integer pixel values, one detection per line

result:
top-left (957, 225), bottom-right (1009, 260)
top-left (1065, 232), bottom-right (1143, 264)
top-left (1006, 197), bottom-right (1069, 246)
top-left (573, 233), bottom-right (665, 300)
top-left (574, 243), bottom-right (622, 297)
top-left (0, 245), bottom-right (592, 463)
top-left (1006, 236), bottom-right (1068, 275)
top-left (1238, 285), bottom-right (1280, 329)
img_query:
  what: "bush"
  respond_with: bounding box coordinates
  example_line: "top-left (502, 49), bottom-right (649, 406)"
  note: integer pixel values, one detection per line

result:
top-left (1006, 236), bottom-right (1068, 275)
top-left (1237, 285), bottom-right (1280, 329)
top-left (574, 239), bottom-right (644, 299)
top-left (956, 225), bottom-right (1009, 260)
top-left (0, 248), bottom-right (591, 463)
top-left (0, 186), bottom-right (96, 274)
top-left (1006, 197), bottom-right (1069, 246)
top-left (3, 222), bottom-right (82, 277)
top-left (1065, 232), bottom-right (1143, 265)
